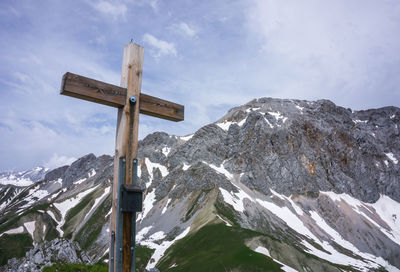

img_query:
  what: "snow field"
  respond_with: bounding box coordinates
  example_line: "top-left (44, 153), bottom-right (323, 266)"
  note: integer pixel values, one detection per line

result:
top-left (213, 163), bottom-right (400, 271)
top-left (52, 184), bottom-right (100, 236)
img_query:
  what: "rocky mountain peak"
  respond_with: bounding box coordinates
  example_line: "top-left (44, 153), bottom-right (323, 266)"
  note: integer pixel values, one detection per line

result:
top-left (1, 97), bottom-right (399, 272)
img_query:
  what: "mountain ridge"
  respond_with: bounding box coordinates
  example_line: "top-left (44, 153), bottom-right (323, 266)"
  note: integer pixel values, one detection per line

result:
top-left (0, 97), bottom-right (399, 272)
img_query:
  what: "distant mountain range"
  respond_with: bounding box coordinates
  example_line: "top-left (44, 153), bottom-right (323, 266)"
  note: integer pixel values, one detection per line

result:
top-left (0, 167), bottom-right (48, 187)
top-left (0, 97), bottom-right (399, 272)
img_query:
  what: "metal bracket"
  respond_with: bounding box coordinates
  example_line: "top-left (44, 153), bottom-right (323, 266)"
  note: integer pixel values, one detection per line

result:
top-left (115, 157), bottom-right (125, 272)
top-left (109, 231), bottom-right (115, 272)
top-left (121, 184), bottom-right (143, 212)
top-left (111, 157), bottom-right (142, 272)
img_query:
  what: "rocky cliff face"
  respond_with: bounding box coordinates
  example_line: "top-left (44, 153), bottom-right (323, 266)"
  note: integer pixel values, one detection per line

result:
top-left (0, 97), bottom-right (399, 272)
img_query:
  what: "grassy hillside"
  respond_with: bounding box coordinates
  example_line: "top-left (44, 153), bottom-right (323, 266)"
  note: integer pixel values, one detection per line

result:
top-left (157, 223), bottom-right (284, 272)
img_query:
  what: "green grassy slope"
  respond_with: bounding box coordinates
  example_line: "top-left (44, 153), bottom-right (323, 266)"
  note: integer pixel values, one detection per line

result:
top-left (157, 223), bottom-right (284, 272)
top-left (0, 233), bottom-right (33, 266)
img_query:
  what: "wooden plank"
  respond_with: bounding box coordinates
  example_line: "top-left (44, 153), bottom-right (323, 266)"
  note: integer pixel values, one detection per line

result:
top-left (110, 42), bottom-right (144, 272)
top-left (61, 72), bottom-right (184, 121)
top-left (61, 72), bottom-right (126, 108)
top-left (140, 93), bottom-right (184, 121)
top-left (123, 42), bottom-right (143, 272)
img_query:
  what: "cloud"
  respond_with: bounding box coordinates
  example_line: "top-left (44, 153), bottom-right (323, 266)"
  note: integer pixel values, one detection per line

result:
top-left (92, 1), bottom-right (127, 19)
top-left (44, 154), bottom-right (77, 170)
top-left (142, 33), bottom-right (177, 57)
top-left (246, 0), bottom-right (400, 109)
top-left (172, 22), bottom-right (197, 37)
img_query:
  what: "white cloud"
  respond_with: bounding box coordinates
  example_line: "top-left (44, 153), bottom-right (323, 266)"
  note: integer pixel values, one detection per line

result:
top-left (246, 0), bottom-right (400, 108)
top-left (142, 33), bottom-right (177, 57)
top-left (44, 154), bottom-right (77, 170)
top-left (130, 0), bottom-right (159, 12)
top-left (92, 1), bottom-right (127, 19)
top-left (172, 22), bottom-right (197, 37)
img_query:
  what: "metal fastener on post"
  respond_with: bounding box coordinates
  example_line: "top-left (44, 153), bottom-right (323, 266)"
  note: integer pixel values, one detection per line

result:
top-left (129, 96), bottom-right (136, 104)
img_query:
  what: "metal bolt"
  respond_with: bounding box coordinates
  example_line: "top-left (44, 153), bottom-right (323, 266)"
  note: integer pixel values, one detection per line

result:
top-left (129, 96), bottom-right (136, 104)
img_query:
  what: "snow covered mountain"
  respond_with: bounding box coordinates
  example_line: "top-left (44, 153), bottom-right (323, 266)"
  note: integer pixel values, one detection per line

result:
top-left (0, 167), bottom-right (48, 187)
top-left (0, 97), bottom-right (399, 272)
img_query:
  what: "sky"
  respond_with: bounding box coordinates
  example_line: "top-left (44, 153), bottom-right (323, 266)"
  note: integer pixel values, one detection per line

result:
top-left (0, 0), bottom-right (399, 171)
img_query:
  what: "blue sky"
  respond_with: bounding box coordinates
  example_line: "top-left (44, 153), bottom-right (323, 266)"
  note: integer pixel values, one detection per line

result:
top-left (1, 0), bottom-right (399, 171)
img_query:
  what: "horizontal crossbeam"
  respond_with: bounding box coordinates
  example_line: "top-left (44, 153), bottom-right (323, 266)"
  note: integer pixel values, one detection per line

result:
top-left (61, 72), bottom-right (184, 122)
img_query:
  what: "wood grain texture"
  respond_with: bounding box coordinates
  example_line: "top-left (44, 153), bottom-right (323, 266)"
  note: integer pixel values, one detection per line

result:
top-left (61, 72), bottom-right (126, 108)
top-left (112, 42), bottom-right (144, 272)
top-left (140, 93), bottom-right (184, 121)
top-left (61, 72), bottom-right (184, 121)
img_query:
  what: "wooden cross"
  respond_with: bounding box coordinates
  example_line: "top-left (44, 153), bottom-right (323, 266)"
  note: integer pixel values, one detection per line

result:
top-left (60, 42), bottom-right (184, 272)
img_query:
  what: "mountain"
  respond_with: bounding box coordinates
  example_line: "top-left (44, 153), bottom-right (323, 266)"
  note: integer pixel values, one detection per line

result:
top-left (0, 97), bottom-right (399, 272)
top-left (0, 167), bottom-right (48, 187)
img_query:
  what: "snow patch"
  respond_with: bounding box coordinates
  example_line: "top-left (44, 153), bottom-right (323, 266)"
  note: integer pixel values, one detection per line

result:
top-left (162, 146), bottom-right (171, 157)
top-left (148, 231), bottom-right (166, 241)
top-left (216, 214), bottom-right (232, 227)
top-left (74, 178), bottom-right (87, 185)
top-left (238, 117), bottom-right (247, 126)
top-left (88, 169), bottom-right (96, 178)
top-left (268, 111), bottom-right (288, 123)
top-left (24, 221), bottom-right (36, 239)
top-left (0, 175), bottom-right (33, 186)
top-left (253, 246), bottom-right (298, 272)
top-left (246, 107), bottom-right (260, 112)
top-left (256, 198), bottom-right (317, 240)
top-left (263, 117), bottom-right (274, 128)
top-left (353, 119), bottom-right (368, 124)
top-left (85, 187), bottom-right (111, 220)
top-left (384, 160), bottom-right (389, 167)
top-left (161, 198), bottom-right (171, 214)
top-left (180, 134), bottom-right (193, 141)
top-left (145, 158), bottom-right (169, 179)
top-left (219, 187), bottom-right (253, 213)
top-left (204, 161), bottom-right (233, 180)
top-left (47, 210), bottom-right (58, 223)
top-left (105, 207), bottom-right (112, 217)
top-left (53, 184), bottom-right (100, 236)
top-left (372, 195), bottom-right (400, 246)
top-left (21, 186), bottom-right (50, 208)
top-left (182, 163), bottom-right (190, 171)
top-left (137, 226), bottom-right (153, 242)
top-left (144, 226), bottom-right (190, 270)
top-left (0, 226), bottom-right (24, 237)
top-left (270, 189), bottom-right (304, 216)
top-left (216, 121), bottom-right (234, 131)
top-left (254, 246), bottom-right (270, 256)
top-left (295, 105), bottom-right (304, 113)
top-left (321, 191), bottom-right (400, 247)
top-left (385, 152), bottom-right (398, 164)
top-left (138, 190), bottom-right (156, 221)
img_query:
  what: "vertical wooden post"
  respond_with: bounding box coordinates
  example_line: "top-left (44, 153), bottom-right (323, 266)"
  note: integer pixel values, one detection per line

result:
top-left (110, 42), bottom-right (144, 272)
